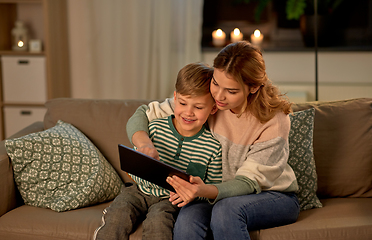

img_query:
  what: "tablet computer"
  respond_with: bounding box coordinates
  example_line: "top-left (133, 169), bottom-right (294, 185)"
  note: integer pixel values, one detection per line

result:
top-left (118, 144), bottom-right (190, 191)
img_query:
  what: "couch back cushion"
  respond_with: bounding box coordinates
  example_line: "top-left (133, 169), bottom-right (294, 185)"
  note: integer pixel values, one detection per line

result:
top-left (44, 98), bottom-right (151, 182)
top-left (292, 98), bottom-right (372, 198)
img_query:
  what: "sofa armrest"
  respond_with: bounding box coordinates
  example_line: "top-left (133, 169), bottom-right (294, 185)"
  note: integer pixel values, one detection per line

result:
top-left (0, 122), bottom-right (44, 217)
top-left (7, 121), bottom-right (45, 139)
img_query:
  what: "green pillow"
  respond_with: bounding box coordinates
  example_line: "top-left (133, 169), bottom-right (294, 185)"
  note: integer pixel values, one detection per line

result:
top-left (5, 120), bottom-right (123, 212)
top-left (288, 108), bottom-right (322, 211)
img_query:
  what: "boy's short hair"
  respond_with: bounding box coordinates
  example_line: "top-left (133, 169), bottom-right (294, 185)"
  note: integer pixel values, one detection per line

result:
top-left (175, 63), bottom-right (213, 97)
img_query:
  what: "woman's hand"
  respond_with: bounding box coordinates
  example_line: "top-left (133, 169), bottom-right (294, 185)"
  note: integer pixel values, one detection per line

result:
top-left (167, 175), bottom-right (218, 207)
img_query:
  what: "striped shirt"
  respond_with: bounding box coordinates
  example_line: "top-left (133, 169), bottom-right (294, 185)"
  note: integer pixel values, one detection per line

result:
top-left (130, 115), bottom-right (222, 198)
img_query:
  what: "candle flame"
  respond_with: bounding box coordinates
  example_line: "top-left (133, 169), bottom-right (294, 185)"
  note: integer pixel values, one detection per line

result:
top-left (233, 28), bottom-right (240, 36)
top-left (216, 29), bottom-right (223, 37)
top-left (18, 40), bottom-right (24, 47)
top-left (254, 29), bottom-right (261, 38)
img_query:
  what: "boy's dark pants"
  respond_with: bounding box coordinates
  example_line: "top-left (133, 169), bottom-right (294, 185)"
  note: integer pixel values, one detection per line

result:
top-left (95, 183), bottom-right (179, 240)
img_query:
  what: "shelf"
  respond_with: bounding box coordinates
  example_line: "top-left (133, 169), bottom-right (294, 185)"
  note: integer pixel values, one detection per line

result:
top-left (0, 50), bottom-right (44, 56)
top-left (0, 0), bottom-right (42, 3)
top-left (2, 102), bottom-right (45, 107)
top-left (202, 44), bottom-right (372, 53)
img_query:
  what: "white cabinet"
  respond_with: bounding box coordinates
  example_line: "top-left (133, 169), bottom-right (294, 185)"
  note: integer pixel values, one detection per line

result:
top-left (317, 52), bottom-right (372, 101)
top-left (1, 56), bottom-right (47, 103)
top-left (1, 55), bottom-right (47, 138)
top-left (3, 106), bottom-right (46, 138)
top-left (202, 51), bottom-right (372, 102)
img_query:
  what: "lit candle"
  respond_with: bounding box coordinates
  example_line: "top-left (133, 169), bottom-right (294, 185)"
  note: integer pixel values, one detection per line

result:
top-left (250, 29), bottom-right (264, 45)
top-left (18, 40), bottom-right (24, 48)
top-left (230, 28), bottom-right (243, 43)
top-left (212, 29), bottom-right (226, 47)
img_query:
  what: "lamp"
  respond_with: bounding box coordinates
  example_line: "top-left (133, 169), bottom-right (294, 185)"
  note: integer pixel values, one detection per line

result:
top-left (11, 20), bottom-right (28, 51)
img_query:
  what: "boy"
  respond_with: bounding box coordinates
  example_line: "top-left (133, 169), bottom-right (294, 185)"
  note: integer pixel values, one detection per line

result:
top-left (94, 63), bottom-right (222, 240)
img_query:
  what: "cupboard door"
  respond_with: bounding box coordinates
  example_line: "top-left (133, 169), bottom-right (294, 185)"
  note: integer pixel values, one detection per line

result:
top-left (3, 106), bottom-right (46, 138)
top-left (1, 56), bottom-right (47, 103)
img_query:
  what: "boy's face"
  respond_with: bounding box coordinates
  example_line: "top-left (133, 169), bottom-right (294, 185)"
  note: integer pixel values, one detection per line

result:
top-left (173, 91), bottom-right (217, 137)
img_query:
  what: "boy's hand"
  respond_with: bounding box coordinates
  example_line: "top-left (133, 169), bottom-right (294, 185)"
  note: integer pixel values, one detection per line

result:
top-left (169, 192), bottom-right (183, 207)
top-left (136, 144), bottom-right (160, 160)
top-left (167, 176), bottom-right (200, 207)
top-left (132, 131), bottom-right (160, 160)
top-left (167, 175), bottom-right (218, 207)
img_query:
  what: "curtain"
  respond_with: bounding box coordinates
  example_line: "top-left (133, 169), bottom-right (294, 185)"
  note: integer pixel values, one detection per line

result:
top-left (67, 0), bottom-right (204, 100)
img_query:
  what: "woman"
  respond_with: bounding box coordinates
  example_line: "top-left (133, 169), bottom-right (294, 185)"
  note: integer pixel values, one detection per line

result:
top-left (126, 41), bottom-right (300, 240)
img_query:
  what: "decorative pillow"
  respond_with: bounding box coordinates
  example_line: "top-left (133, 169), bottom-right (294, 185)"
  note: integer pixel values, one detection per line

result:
top-left (5, 120), bottom-right (123, 212)
top-left (288, 108), bottom-right (322, 211)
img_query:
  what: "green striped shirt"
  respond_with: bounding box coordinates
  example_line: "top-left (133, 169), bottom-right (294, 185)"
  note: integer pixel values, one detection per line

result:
top-left (130, 115), bottom-right (222, 198)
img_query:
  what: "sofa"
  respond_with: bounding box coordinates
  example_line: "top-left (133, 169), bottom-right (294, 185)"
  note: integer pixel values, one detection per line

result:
top-left (0, 97), bottom-right (371, 240)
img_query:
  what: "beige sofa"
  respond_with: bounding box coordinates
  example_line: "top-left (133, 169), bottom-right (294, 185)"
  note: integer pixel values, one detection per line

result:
top-left (0, 97), bottom-right (371, 240)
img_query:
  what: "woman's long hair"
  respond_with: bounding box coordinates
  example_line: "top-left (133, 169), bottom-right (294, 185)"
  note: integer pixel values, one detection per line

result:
top-left (213, 41), bottom-right (292, 122)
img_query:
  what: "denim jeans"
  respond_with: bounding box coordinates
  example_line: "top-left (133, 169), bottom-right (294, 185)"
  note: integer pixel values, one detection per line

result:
top-left (173, 191), bottom-right (299, 240)
top-left (173, 201), bottom-right (214, 240)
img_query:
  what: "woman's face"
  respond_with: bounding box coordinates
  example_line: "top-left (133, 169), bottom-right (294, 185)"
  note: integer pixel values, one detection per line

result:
top-left (210, 68), bottom-right (249, 113)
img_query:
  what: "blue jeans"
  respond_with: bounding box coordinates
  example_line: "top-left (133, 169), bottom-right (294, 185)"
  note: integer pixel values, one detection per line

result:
top-left (173, 191), bottom-right (300, 240)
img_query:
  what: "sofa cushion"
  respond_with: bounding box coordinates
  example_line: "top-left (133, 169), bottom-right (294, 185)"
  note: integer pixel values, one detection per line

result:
top-left (44, 98), bottom-right (151, 182)
top-left (257, 198), bottom-right (372, 240)
top-left (5, 120), bottom-right (123, 212)
top-left (292, 98), bottom-right (372, 198)
top-left (288, 108), bottom-right (322, 211)
top-left (0, 202), bottom-right (110, 240)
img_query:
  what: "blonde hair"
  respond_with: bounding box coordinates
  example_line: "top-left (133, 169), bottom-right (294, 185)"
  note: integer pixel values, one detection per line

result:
top-left (175, 62), bottom-right (213, 97)
top-left (213, 41), bottom-right (292, 122)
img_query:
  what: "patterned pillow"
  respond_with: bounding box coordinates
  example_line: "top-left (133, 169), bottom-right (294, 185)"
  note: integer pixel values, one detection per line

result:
top-left (288, 108), bottom-right (323, 211)
top-left (5, 120), bottom-right (123, 212)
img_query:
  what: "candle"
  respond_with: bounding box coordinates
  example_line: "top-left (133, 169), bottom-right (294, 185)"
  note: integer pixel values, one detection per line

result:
top-left (17, 40), bottom-right (24, 48)
top-left (212, 29), bottom-right (226, 47)
top-left (251, 29), bottom-right (264, 45)
top-left (230, 28), bottom-right (243, 43)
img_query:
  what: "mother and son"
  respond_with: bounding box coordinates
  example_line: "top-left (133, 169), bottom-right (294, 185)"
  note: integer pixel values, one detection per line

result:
top-left (94, 41), bottom-right (300, 240)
